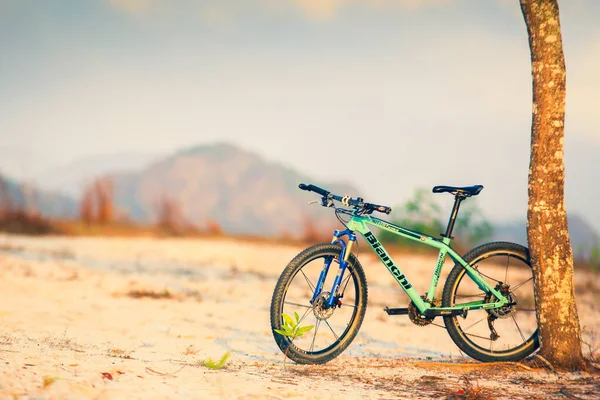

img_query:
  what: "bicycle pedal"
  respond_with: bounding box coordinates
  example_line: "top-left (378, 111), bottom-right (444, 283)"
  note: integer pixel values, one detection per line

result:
top-left (384, 306), bottom-right (409, 315)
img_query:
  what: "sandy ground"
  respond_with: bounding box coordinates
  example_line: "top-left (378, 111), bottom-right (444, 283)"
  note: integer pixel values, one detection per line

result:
top-left (0, 234), bottom-right (598, 399)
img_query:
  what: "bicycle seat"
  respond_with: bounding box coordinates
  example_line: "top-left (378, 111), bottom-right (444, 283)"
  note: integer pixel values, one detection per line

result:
top-left (432, 185), bottom-right (483, 196)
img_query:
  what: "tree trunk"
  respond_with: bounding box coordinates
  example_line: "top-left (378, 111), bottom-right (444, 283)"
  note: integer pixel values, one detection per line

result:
top-left (519, 0), bottom-right (586, 370)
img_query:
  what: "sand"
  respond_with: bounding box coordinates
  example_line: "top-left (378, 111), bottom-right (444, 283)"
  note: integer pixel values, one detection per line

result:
top-left (0, 234), bottom-right (598, 399)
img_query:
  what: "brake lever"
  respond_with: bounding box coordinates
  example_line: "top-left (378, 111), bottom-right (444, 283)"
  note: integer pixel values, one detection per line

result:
top-left (321, 195), bottom-right (334, 208)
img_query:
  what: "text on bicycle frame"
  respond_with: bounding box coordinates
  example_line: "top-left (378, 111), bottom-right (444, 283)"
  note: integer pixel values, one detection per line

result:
top-left (364, 232), bottom-right (413, 290)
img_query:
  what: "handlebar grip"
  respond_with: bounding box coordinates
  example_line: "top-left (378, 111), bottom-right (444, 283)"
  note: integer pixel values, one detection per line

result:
top-left (379, 206), bottom-right (392, 215)
top-left (298, 183), bottom-right (330, 197)
top-left (365, 203), bottom-right (392, 215)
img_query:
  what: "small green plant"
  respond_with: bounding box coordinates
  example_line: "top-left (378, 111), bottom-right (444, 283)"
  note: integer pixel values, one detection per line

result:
top-left (274, 312), bottom-right (314, 367)
top-left (200, 350), bottom-right (231, 370)
top-left (43, 376), bottom-right (60, 389)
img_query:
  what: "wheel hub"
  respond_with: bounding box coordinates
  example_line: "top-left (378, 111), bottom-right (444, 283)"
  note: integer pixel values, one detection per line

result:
top-left (486, 284), bottom-right (517, 319)
top-left (312, 292), bottom-right (336, 321)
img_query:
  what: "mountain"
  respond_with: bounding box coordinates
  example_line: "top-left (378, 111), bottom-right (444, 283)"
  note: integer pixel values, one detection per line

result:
top-left (0, 173), bottom-right (77, 218)
top-left (33, 152), bottom-right (161, 198)
top-left (106, 143), bottom-right (359, 235)
top-left (491, 214), bottom-right (600, 259)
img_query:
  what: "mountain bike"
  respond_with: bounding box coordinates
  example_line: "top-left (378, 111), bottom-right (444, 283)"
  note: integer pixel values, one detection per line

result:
top-left (269, 183), bottom-right (539, 364)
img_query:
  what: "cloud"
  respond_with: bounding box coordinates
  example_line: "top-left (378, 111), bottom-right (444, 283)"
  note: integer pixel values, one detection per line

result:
top-left (199, 4), bottom-right (235, 26)
top-left (104, 0), bottom-right (455, 22)
top-left (291, 0), bottom-right (347, 20)
top-left (289, 0), bottom-right (452, 20)
top-left (108, 0), bottom-right (156, 15)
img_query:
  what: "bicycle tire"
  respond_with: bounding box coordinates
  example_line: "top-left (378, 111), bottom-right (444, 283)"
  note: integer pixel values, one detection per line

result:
top-left (269, 243), bottom-right (368, 364)
top-left (442, 241), bottom-right (540, 362)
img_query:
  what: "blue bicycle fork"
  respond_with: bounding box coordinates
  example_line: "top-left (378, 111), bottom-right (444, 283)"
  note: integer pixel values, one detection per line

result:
top-left (310, 229), bottom-right (356, 309)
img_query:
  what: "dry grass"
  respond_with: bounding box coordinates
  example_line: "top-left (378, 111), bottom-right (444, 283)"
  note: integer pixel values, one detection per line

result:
top-left (183, 345), bottom-right (200, 355)
top-left (41, 334), bottom-right (85, 353)
top-left (107, 347), bottom-right (132, 359)
top-left (411, 360), bottom-right (533, 373)
top-left (125, 288), bottom-right (174, 299)
top-left (444, 375), bottom-right (496, 400)
top-left (120, 287), bottom-right (203, 302)
top-left (582, 328), bottom-right (599, 364)
top-left (0, 332), bottom-right (15, 347)
top-left (0, 210), bottom-right (60, 235)
top-left (280, 360), bottom-right (502, 399)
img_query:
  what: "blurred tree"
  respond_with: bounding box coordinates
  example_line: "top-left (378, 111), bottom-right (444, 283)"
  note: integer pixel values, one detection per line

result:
top-left (156, 194), bottom-right (185, 235)
top-left (380, 188), bottom-right (493, 248)
top-left (79, 177), bottom-right (114, 225)
top-left (453, 200), bottom-right (493, 246)
top-left (95, 178), bottom-right (114, 224)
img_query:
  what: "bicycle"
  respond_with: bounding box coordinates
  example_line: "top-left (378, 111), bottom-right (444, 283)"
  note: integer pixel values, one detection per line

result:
top-left (269, 183), bottom-right (539, 364)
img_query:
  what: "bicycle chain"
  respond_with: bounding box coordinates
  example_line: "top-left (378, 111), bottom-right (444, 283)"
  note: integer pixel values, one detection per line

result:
top-left (408, 295), bottom-right (440, 327)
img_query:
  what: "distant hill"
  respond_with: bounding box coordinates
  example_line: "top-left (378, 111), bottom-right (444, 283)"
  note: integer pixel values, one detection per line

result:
top-left (34, 152), bottom-right (161, 198)
top-left (491, 214), bottom-right (600, 259)
top-left (0, 173), bottom-right (77, 218)
top-left (105, 143), bottom-right (359, 235)
top-left (3, 142), bottom-right (597, 252)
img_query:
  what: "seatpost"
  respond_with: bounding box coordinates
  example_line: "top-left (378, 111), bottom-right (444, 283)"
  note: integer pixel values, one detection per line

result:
top-left (442, 194), bottom-right (466, 239)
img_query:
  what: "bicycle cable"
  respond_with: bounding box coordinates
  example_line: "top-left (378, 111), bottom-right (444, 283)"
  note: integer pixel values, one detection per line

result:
top-left (334, 207), bottom-right (350, 228)
top-left (335, 203), bottom-right (449, 330)
top-left (334, 207), bottom-right (360, 265)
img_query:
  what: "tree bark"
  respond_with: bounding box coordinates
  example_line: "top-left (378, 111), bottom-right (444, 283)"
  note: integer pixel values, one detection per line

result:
top-left (519, 0), bottom-right (586, 370)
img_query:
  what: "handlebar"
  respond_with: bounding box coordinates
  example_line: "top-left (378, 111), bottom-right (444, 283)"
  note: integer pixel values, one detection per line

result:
top-left (298, 183), bottom-right (329, 197)
top-left (298, 183), bottom-right (392, 215)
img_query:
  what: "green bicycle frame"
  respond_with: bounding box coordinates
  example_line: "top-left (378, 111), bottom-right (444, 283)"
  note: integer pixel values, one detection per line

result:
top-left (341, 214), bottom-right (509, 316)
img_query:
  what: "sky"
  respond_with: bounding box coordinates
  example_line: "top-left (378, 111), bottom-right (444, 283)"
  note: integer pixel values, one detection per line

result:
top-left (0, 0), bottom-right (599, 231)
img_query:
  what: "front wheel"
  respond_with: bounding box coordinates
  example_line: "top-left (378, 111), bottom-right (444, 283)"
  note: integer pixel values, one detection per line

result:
top-left (270, 243), bottom-right (368, 364)
top-left (442, 242), bottom-right (540, 362)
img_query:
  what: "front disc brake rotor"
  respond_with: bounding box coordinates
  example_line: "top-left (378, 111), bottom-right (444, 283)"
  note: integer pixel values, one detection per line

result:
top-left (312, 292), bottom-right (336, 321)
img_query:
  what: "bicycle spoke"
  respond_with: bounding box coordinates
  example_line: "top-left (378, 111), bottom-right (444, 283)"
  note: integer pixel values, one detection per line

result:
top-left (512, 314), bottom-right (526, 342)
top-left (324, 319), bottom-right (340, 341)
top-left (477, 269), bottom-right (501, 284)
top-left (463, 331), bottom-right (495, 342)
top-left (340, 273), bottom-right (352, 296)
top-left (300, 269), bottom-right (316, 292)
top-left (284, 301), bottom-right (312, 309)
top-left (340, 303), bottom-right (357, 309)
top-left (511, 277), bottom-right (533, 291)
top-left (463, 316), bottom-right (488, 332)
top-left (296, 307), bottom-right (313, 326)
top-left (310, 319), bottom-right (321, 352)
top-left (504, 255), bottom-right (510, 283)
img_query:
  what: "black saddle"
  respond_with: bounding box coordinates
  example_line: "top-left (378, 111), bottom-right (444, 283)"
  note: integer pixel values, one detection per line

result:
top-left (432, 185), bottom-right (483, 197)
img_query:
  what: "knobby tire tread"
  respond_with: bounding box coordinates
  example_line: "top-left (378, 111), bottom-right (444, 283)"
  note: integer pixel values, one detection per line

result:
top-left (270, 243), bottom-right (368, 365)
top-left (442, 241), bottom-right (540, 362)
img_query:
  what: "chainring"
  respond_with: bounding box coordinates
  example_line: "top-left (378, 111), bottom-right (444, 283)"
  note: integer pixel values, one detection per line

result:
top-left (408, 295), bottom-right (439, 327)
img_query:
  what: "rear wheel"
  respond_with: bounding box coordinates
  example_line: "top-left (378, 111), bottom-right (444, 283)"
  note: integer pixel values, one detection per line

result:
top-left (442, 242), bottom-right (539, 362)
top-left (270, 243), bottom-right (368, 364)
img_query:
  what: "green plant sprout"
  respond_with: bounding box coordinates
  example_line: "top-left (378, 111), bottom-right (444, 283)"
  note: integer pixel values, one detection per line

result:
top-left (200, 350), bottom-right (231, 370)
top-left (274, 312), bottom-right (314, 367)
